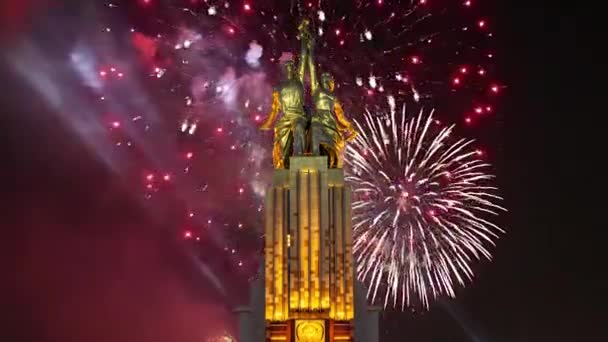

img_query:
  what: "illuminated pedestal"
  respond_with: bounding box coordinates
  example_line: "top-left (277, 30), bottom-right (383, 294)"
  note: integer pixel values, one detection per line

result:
top-left (236, 157), bottom-right (379, 342)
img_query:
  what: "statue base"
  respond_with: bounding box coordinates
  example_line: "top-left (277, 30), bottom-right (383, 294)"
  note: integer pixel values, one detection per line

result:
top-left (235, 157), bottom-right (379, 342)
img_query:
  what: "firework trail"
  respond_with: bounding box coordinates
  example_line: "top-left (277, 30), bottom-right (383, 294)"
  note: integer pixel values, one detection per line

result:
top-left (345, 106), bottom-right (506, 309)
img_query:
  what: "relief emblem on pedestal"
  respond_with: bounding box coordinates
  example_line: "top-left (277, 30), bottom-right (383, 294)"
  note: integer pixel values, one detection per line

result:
top-left (295, 320), bottom-right (325, 342)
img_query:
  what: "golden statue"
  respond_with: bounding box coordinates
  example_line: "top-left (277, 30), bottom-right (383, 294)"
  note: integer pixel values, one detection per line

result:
top-left (260, 19), bottom-right (356, 169)
top-left (259, 20), bottom-right (311, 169)
top-left (306, 28), bottom-right (357, 168)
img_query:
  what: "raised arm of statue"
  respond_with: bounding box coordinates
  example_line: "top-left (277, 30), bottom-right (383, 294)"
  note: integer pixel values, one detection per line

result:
top-left (307, 34), bottom-right (319, 95)
top-left (297, 19), bottom-right (310, 83)
top-left (260, 90), bottom-right (281, 130)
top-left (334, 100), bottom-right (358, 141)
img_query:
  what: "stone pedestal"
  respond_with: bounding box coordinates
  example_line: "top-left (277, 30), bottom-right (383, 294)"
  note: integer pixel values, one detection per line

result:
top-left (264, 156), bottom-right (354, 325)
top-left (236, 156), bottom-right (379, 341)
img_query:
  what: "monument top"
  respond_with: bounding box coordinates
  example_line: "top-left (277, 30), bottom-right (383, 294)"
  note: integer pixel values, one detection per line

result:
top-left (259, 19), bottom-right (358, 169)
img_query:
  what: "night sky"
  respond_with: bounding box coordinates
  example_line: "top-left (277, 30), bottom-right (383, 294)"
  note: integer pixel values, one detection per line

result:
top-left (2, 0), bottom-right (599, 341)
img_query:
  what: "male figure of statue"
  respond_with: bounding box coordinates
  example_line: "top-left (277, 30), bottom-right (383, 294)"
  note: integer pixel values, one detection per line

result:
top-left (307, 32), bottom-right (358, 168)
top-left (259, 20), bottom-right (311, 169)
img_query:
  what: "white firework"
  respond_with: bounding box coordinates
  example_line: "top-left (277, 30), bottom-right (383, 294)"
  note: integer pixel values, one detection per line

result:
top-left (345, 106), bottom-right (506, 309)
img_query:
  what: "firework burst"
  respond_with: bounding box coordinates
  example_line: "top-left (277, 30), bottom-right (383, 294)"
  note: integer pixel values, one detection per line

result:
top-left (345, 106), bottom-right (506, 309)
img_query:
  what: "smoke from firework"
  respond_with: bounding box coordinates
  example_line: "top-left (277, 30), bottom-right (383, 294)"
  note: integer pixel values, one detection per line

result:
top-left (1, 0), bottom-right (505, 329)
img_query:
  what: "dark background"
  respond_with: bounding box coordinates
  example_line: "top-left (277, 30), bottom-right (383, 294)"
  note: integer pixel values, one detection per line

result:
top-left (1, 0), bottom-right (598, 341)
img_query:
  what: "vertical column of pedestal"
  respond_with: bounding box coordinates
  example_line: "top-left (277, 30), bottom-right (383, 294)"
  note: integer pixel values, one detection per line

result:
top-left (275, 188), bottom-right (287, 320)
top-left (309, 170), bottom-right (321, 310)
top-left (328, 186), bottom-right (335, 319)
top-left (265, 186), bottom-right (289, 321)
top-left (334, 186), bottom-right (345, 320)
top-left (320, 170), bottom-right (330, 310)
top-left (234, 308), bottom-right (251, 342)
top-left (282, 188), bottom-right (290, 320)
top-left (265, 189), bottom-right (274, 320)
top-left (288, 170), bottom-right (299, 312)
top-left (343, 186), bottom-right (354, 320)
top-left (298, 171), bottom-right (310, 310)
top-left (288, 169), bottom-right (300, 313)
top-left (328, 182), bottom-right (355, 322)
top-left (368, 307), bottom-right (380, 342)
top-left (250, 262), bottom-right (266, 342)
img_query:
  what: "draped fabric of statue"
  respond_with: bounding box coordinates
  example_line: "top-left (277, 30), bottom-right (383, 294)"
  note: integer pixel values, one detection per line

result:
top-left (259, 22), bottom-right (309, 169)
top-left (265, 83), bottom-right (308, 169)
top-left (307, 34), bottom-right (357, 168)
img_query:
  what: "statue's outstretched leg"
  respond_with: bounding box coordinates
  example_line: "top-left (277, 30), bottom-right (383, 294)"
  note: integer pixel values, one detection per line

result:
top-left (311, 122), bottom-right (329, 156)
top-left (310, 122), bottom-right (319, 155)
top-left (292, 117), bottom-right (307, 156)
